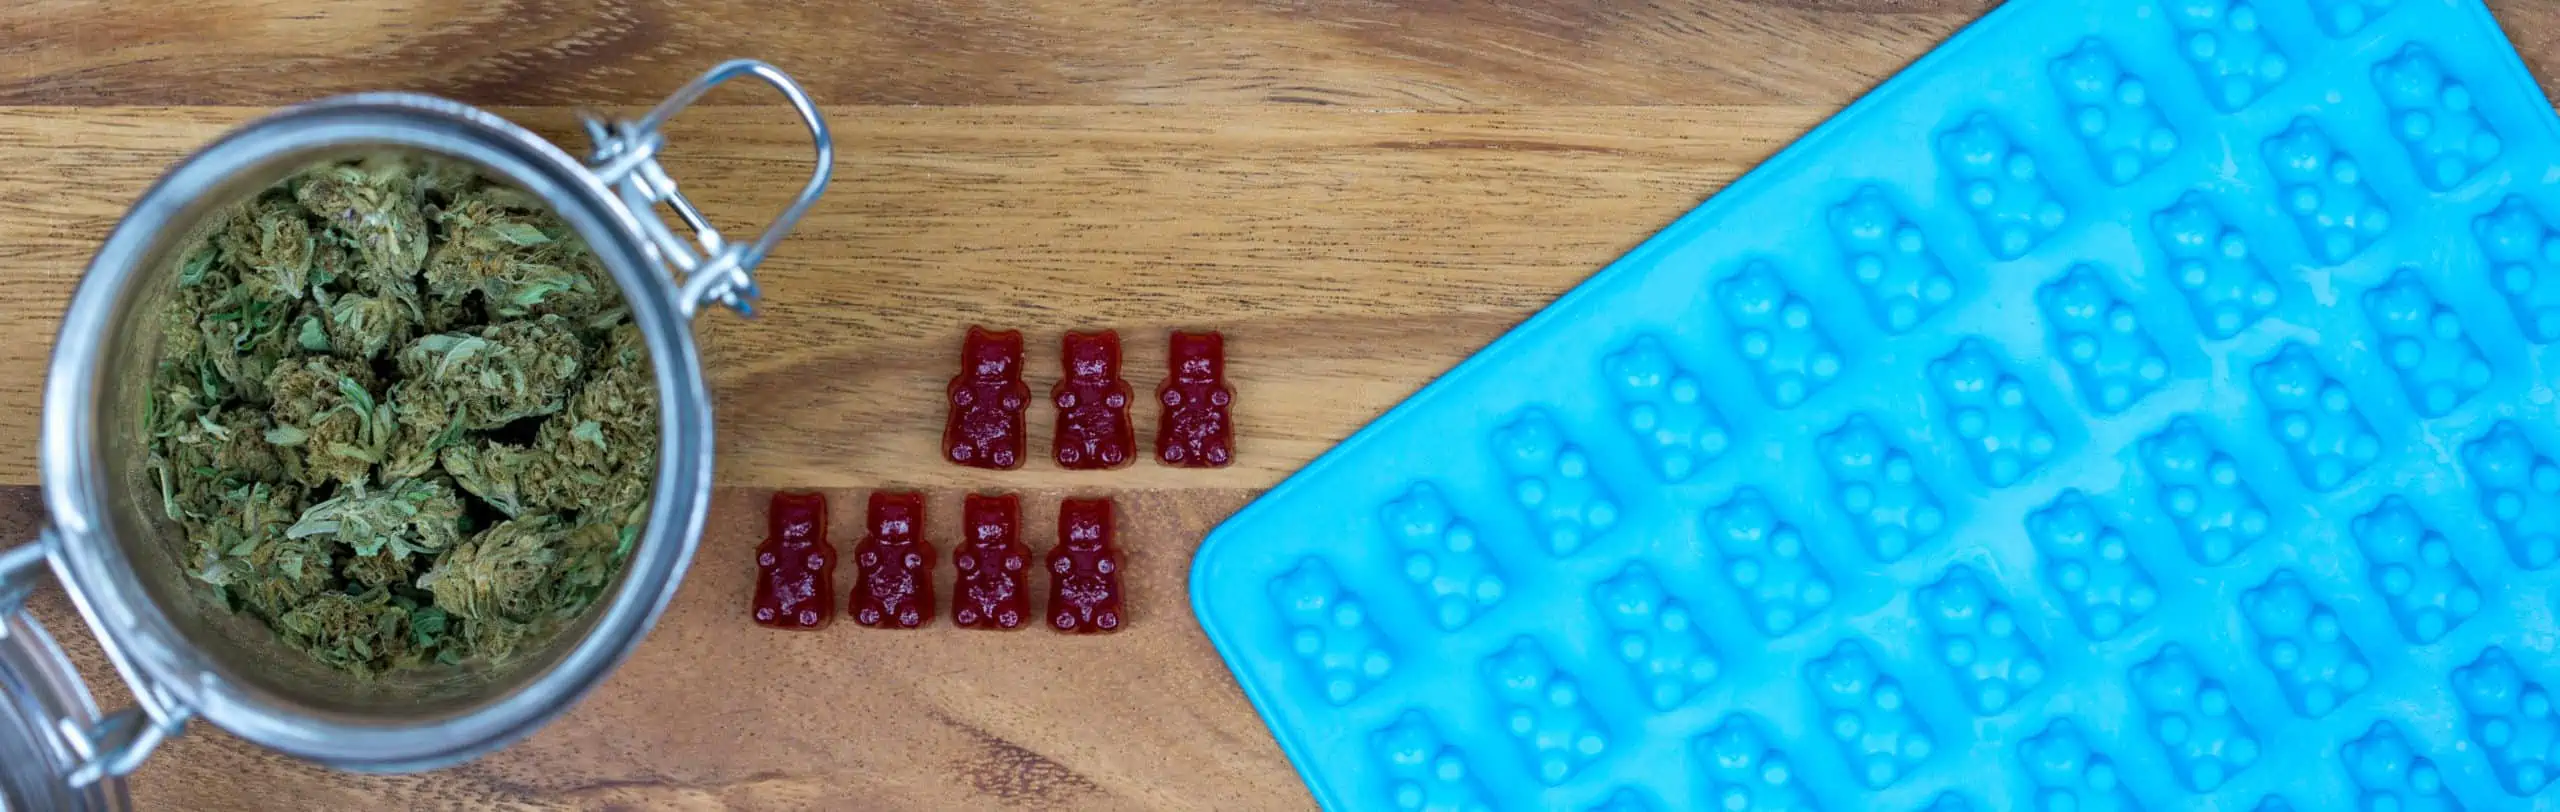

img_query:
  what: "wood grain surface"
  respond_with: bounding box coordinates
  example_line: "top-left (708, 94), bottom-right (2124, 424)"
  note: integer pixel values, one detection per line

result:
top-left (0, 1), bottom-right (2554, 810)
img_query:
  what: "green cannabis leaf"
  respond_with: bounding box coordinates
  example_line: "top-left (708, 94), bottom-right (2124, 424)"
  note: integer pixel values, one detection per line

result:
top-left (286, 477), bottom-right (466, 561)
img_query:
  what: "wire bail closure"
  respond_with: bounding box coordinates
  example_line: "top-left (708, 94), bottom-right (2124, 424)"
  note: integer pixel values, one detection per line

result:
top-left (1, 536), bottom-right (190, 790)
top-left (582, 59), bottom-right (834, 319)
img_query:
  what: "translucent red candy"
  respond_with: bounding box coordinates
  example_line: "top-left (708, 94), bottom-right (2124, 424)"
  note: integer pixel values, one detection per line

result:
top-left (1048, 497), bottom-right (1126, 633)
top-left (951, 493), bottom-right (1033, 630)
top-left (946, 326), bottom-right (1030, 470)
top-left (851, 491), bottom-right (935, 628)
top-left (1052, 330), bottom-right (1136, 470)
top-left (1156, 330), bottom-right (1235, 468)
top-left (752, 491), bottom-right (836, 630)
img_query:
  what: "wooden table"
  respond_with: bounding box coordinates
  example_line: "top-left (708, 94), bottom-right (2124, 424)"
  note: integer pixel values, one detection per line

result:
top-left (4, 1), bottom-right (2558, 808)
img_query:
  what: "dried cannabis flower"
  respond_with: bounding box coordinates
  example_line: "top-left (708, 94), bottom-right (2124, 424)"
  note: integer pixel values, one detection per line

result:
top-left (424, 186), bottom-right (618, 325)
top-left (264, 356), bottom-right (388, 488)
top-left (320, 291), bottom-right (417, 362)
top-left (145, 153), bottom-right (652, 677)
top-left (293, 157), bottom-right (429, 292)
top-left (391, 315), bottom-right (585, 432)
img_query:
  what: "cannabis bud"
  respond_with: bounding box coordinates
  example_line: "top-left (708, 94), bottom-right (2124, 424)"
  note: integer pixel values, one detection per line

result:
top-left (263, 356), bottom-right (389, 487)
top-left (146, 153), bottom-right (654, 677)
top-left (391, 315), bottom-right (585, 432)
top-left (292, 158), bottom-right (429, 293)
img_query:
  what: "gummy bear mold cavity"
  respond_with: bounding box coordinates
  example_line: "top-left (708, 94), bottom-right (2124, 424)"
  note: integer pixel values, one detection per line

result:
top-left (1483, 637), bottom-right (1610, 785)
top-left (2310, 0), bottom-right (2394, 35)
top-left (2153, 193), bottom-right (2281, 339)
top-left (1928, 340), bottom-right (2060, 488)
top-left (2128, 645), bottom-right (2261, 791)
top-left (2351, 497), bottom-right (2481, 644)
top-left (1591, 564), bottom-right (1719, 710)
top-left (2451, 647), bottom-right (2560, 796)
top-left (2344, 722), bottom-right (2460, 812)
top-left (2159, 0), bottom-right (2289, 112)
top-left (2365, 268), bottom-right (2492, 417)
top-left (2374, 45), bottom-right (2501, 191)
top-left (1272, 558), bottom-right (1393, 704)
top-left (2037, 265), bottom-right (2169, 415)
top-left (1702, 488), bottom-right (1834, 637)
top-left (1381, 483), bottom-right (1507, 631)
top-left (2249, 342), bottom-right (2380, 491)
top-left (1920, 792), bottom-right (1979, 812)
top-left (1493, 409), bottom-right (1619, 557)
top-left (2476, 196), bottom-right (2560, 343)
top-left (1189, 0), bottom-right (2560, 807)
top-left (2027, 490), bottom-right (2158, 641)
top-left (1715, 261), bottom-right (1842, 408)
top-left (1374, 711), bottom-right (1493, 812)
top-left (2463, 422), bottom-right (2560, 569)
top-left (1916, 565), bottom-right (2047, 714)
top-left (1804, 640), bottom-right (1935, 789)
top-left (1830, 187), bottom-right (1959, 330)
top-left (2264, 119), bottom-right (2391, 265)
top-left (1818, 415), bottom-right (1948, 561)
top-left (1600, 335), bottom-right (1730, 481)
top-left (2238, 571), bottom-right (2372, 718)
top-left (1934, 116), bottom-right (2067, 260)
top-left (1693, 715), bottom-right (1816, 812)
top-left (2019, 720), bottom-right (2139, 812)
top-left (2052, 41), bottom-right (2179, 185)
top-left (2139, 418), bottom-right (2270, 566)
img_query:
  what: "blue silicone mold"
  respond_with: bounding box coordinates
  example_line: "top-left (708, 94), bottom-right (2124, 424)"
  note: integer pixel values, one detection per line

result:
top-left (1189, 0), bottom-right (2560, 809)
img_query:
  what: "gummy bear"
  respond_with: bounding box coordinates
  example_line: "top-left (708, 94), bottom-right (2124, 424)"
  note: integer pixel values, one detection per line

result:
top-left (952, 492), bottom-right (1033, 630)
top-left (1049, 497), bottom-right (1126, 633)
top-left (1054, 330), bottom-right (1136, 470)
top-left (752, 491), bottom-right (836, 630)
top-left (1156, 330), bottom-right (1236, 468)
top-left (851, 491), bottom-right (934, 628)
top-left (945, 326), bottom-right (1030, 469)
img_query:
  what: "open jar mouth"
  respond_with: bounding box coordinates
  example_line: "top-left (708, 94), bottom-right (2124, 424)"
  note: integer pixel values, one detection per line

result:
top-left (1, 60), bottom-right (830, 797)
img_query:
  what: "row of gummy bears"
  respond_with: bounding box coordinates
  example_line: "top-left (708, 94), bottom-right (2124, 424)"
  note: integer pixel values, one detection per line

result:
top-left (749, 327), bottom-right (1220, 633)
top-left (752, 491), bottom-right (1127, 633)
top-left (947, 327), bottom-right (1237, 470)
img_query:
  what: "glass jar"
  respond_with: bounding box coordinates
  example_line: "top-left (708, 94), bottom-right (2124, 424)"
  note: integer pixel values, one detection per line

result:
top-left (0, 59), bottom-right (831, 807)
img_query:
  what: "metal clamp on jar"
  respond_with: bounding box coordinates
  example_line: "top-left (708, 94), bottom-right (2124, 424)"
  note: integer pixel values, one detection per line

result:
top-left (0, 59), bottom-right (832, 809)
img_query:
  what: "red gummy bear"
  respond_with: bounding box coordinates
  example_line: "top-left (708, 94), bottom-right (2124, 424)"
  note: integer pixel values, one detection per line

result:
top-left (951, 493), bottom-right (1032, 630)
top-left (946, 326), bottom-right (1030, 470)
top-left (851, 492), bottom-right (935, 629)
top-left (753, 491), bottom-right (836, 630)
top-left (1155, 330), bottom-right (1235, 468)
top-left (1048, 497), bottom-right (1125, 633)
top-left (1052, 330), bottom-right (1135, 470)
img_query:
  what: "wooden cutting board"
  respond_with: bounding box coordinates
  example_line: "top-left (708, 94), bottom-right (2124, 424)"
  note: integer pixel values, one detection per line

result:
top-left (5, 1), bottom-right (2558, 809)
